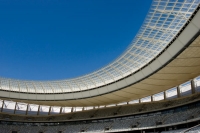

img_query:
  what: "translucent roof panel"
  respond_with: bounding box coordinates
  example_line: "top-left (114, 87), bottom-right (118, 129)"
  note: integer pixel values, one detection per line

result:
top-left (0, 0), bottom-right (199, 93)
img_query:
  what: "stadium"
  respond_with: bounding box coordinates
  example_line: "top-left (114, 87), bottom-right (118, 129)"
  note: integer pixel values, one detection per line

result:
top-left (1, 0), bottom-right (200, 132)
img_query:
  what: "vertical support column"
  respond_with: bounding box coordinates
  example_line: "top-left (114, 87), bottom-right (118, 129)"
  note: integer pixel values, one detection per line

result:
top-left (14, 102), bottom-right (17, 114)
top-left (177, 86), bottom-right (181, 98)
top-left (127, 102), bottom-right (129, 105)
top-left (139, 99), bottom-right (141, 103)
top-left (60, 107), bottom-right (62, 114)
top-left (164, 91), bottom-right (167, 100)
top-left (151, 96), bottom-right (153, 102)
top-left (1, 100), bottom-right (4, 112)
top-left (48, 106), bottom-right (51, 115)
top-left (71, 107), bottom-right (73, 112)
top-left (26, 104), bottom-right (29, 115)
top-left (191, 80), bottom-right (196, 94)
top-left (37, 105), bottom-right (40, 115)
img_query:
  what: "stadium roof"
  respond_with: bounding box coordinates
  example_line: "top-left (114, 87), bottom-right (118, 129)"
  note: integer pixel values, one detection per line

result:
top-left (0, 0), bottom-right (200, 106)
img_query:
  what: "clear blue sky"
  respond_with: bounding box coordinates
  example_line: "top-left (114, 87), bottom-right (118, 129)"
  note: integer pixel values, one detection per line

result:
top-left (0, 0), bottom-right (152, 80)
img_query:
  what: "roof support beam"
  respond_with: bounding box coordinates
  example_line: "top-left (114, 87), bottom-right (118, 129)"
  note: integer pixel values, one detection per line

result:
top-left (151, 96), bottom-right (153, 102)
top-left (60, 107), bottom-right (62, 114)
top-left (26, 104), bottom-right (29, 115)
top-left (1, 100), bottom-right (4, 112)
top-left (48, 106), bottom-right (51, 115)
top-left (164, 91), bottom-right (167, 100)
top-left (191, 80), bottom-right (196, 94)
top-left (177, 86), bottom-right (181, 98)
top-left (37, 105), bottom-right (40, 115)
top-left (14, 102), bottom-right (17, 114)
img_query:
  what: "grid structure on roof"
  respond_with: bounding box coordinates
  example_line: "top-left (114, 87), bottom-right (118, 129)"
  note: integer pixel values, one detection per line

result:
top-left (0, 0), bottom-right (200, 93)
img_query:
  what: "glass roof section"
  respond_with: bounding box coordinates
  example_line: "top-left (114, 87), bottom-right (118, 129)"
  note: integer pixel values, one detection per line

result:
top-left (0, 0), bottom-right (200, 93)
